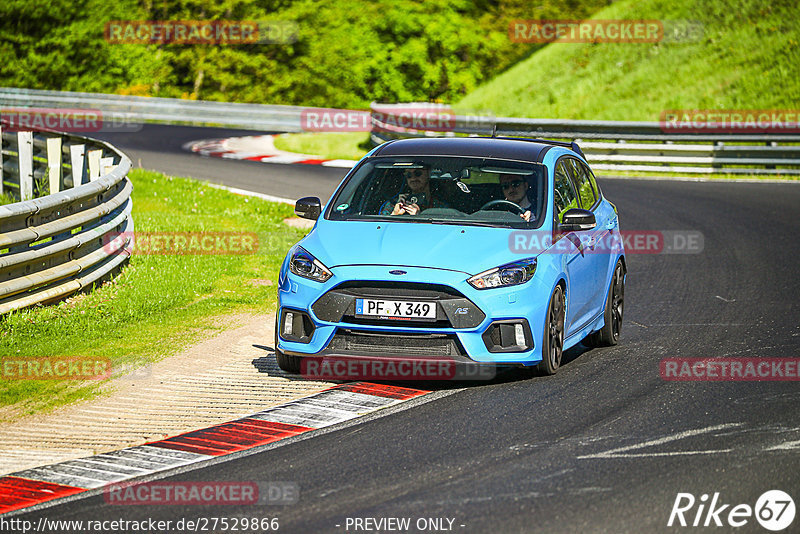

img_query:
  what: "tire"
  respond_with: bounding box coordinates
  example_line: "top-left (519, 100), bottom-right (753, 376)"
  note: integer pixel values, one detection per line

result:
top-left (537, 285), bottom-right (565, 375)
top-left (274, 318), bottom-right (302, 373)
top-left (276, 348), bottom-right (302, 374)
top-left (587, 260), bottom-right (625, 347)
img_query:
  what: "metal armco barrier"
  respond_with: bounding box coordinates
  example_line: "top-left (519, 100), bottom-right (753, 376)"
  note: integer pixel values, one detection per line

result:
top-left (0, 119), bottom-right (133, 314)
top-left (0, 87), bottom-right (304, 133)
top-left (2, 88), bottom-right (798, 175)
top-left (370, 104), bottom-right (800, 176)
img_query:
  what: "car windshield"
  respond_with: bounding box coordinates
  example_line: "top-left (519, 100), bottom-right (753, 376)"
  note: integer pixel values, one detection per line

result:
top-left (326, 156), bottom-right (546, 228)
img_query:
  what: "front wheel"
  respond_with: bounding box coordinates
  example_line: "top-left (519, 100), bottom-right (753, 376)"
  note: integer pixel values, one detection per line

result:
top-left (275, 318), bottom-right (302, 373)
top-left (588, 260), bottom-right (625, 347)
top-left (276, 348), bottom-right (302, 374)
top-left (537, 285), bottom-right (565, 375)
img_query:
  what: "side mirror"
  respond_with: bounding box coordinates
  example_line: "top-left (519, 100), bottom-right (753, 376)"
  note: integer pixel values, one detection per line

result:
top-left (295, 197), bottom-right (321, 220)
top-left (559, 208), bottom-right (596, 232)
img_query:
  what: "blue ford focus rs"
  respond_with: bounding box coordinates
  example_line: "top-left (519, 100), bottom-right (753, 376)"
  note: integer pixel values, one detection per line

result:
top-left (276, 137), bottom-right (625, 376)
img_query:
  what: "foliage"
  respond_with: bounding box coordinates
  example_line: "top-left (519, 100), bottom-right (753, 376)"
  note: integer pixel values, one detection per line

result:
top-left (0, 0), bottom-right (609, 108)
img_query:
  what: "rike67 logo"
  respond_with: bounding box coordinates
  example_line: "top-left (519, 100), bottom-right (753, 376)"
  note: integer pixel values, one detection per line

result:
top-left (668, 490), bottom-right (795, 531)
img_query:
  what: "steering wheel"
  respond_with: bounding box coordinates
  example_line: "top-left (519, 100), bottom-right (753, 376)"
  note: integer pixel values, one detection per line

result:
top-left (479, 199), bottom-right (525, 215)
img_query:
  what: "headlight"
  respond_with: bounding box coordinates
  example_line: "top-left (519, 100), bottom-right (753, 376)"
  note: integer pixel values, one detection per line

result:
top-left (289, 247), bottom-right (333, 282)
top-left (467, 258), bottom-right (537, 289)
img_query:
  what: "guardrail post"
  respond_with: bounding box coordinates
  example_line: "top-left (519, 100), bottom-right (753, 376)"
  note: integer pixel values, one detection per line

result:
top-left (766, 141), bottom-right (777, 170)
top-left (47, 137), bottom-right (62, 194)
top-left (100, 156), bottom-right (115, 176)
top-left (711, 140), bottom-right (722, 170)
top-left (70, 144), bottom-right (86, 187)
top-left (87, 149), bottom-right (102, 181)
top-left (17, 131), bottom-right (34, 201)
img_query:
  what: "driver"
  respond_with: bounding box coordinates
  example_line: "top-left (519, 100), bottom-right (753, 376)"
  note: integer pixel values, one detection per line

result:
top-left (499, 174), bottom-right (534, 222)
top-left (380, 164), bottom-right (447, 216)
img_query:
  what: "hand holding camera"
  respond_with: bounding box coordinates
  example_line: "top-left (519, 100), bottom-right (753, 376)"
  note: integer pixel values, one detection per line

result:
top-left (391, 194), bottom-right (421, 215)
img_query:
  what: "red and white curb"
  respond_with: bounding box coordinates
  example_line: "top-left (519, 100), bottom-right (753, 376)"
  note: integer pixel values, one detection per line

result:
top-left (0, 382), bottom-right (428, 515)
top-left (184, 135), bottom-right (358, 169)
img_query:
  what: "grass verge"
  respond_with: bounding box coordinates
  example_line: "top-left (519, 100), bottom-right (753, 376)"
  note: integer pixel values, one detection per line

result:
top-left (0, 168), bottom-right (305, 419)
top-left (0, 192), bottom-right (17, 206)
top-left (457, 0), bottom-right (799, 119)
top-left (273, 132), bottom-right (372, 161)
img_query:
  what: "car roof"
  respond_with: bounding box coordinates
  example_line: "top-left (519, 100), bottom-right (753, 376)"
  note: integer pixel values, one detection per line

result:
top-left (370, 136), bottom-right (577, 163)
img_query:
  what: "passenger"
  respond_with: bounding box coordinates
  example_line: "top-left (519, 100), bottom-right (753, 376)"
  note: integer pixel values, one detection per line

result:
top-left (380, 165), bottom-right (447, 216)
top-left (499, 173), bottom-right (534, 222)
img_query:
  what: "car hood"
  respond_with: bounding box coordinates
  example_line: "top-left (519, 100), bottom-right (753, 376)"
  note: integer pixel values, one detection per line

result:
top-left (301, 220), bottom-right (526, 275)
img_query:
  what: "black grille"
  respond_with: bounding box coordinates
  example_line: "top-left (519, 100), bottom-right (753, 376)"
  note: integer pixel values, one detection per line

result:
top-left (327, 329), bottom-right (467, 358)
top-left (312, 281), bottom-right (485, 329)
top-left (341, 315), bottom-right (452, 328)
top-left (332, 280), bottom-right (464, 299)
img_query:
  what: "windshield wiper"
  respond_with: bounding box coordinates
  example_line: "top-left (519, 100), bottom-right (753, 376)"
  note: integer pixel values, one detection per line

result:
top-left (335, 216), bottom-right (515, 228)
top-left (415, 219), bottom-right (504, 227)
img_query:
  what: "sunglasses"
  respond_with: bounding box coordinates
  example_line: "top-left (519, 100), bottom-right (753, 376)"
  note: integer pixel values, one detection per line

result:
top-left (404, 169), bottom-right (426, 177)
top-left (501, 180), bottom-right (525, 190)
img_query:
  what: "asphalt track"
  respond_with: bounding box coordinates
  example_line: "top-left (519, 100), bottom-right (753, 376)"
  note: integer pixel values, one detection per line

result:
top-left (19, 125), bottom-right (800, 532)
top-left (94, 125), bottom-right (348, 201)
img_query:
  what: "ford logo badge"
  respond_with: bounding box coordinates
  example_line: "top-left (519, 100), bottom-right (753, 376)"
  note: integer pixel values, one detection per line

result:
top-left (389, 270), bottom-right (407, 275)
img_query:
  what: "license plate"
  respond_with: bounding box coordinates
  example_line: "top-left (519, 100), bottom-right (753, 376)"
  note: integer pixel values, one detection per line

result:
top-left (355, 298), bottom-right (436, 320)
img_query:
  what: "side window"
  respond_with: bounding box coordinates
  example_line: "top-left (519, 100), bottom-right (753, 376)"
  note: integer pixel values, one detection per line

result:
top-left (554, 162), bottom-right (578, 223)
top-left (565, 158), bottom-right (597, 210)
top-left (580, 160), bottom-right (602, 201)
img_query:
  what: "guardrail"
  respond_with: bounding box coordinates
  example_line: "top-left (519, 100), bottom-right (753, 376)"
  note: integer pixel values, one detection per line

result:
top-left (370, 104), bottom-right (800, 176)
top-left (2, 88), bottom-right (798, 175)
top-left (0, 120), bottom-right (133, 314)
top-left (0, 87), bottom-right (304, 133)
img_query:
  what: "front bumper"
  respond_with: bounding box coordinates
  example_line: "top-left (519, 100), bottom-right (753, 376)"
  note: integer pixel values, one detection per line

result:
top-left (277, 265), bottom-right (551, 365)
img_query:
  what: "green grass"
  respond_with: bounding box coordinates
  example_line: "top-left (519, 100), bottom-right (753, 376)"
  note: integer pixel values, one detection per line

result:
top-left (0, 169), bottom-right (305, 418)
top-left (273, 132), bottom-right (373, 161)
top-left (457, 0), bottom-right (800, 120)
top-left (0, 192), bottom-right (17, 206)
